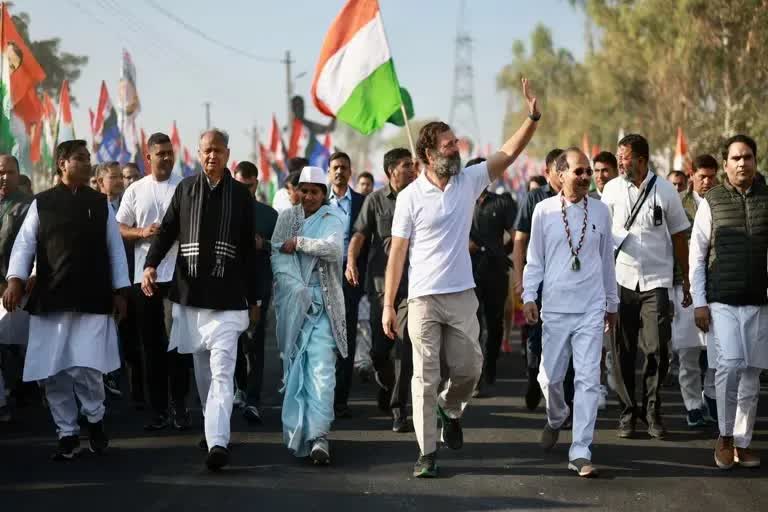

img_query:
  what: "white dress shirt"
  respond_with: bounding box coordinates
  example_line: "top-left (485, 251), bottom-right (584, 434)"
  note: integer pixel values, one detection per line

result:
top-left (601, 170), bottom-right (690, 291)
top-left (116, 174), bottom-right (182, 284)
top-left (391, 162), bottom-right (490, 299)
top-left (522, 193), bottom-right (619, 314)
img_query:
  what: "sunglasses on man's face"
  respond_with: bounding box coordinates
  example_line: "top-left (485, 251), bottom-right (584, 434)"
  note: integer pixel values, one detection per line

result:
top-left (571, 167), bottom-right (593, 177)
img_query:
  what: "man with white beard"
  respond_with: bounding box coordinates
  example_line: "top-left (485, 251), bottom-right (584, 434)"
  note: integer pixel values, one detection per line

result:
top-left (523, 148), bottom-right (618, 477)
top-left (690, 135), bottom-right (767, 469)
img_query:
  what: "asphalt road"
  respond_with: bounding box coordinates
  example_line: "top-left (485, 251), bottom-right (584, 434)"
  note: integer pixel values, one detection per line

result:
top-left (1, 327), bottom-right (766, 512)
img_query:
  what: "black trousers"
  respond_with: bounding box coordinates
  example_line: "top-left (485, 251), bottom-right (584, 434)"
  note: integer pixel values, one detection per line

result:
top-left (617, 286), bottom-right (671, 421)
top-left (334, 280), bottom-right (362, 409)
top-left (369, 292), bottom-right (412, 415)
top-left (235, 295), bottom-right (271, 407)
top-left (119, 288), bottom-right (144, 403)
top-left (474, 268), bottom-right (509, 384)
top-left (134, 284), bottom-right (191, 414)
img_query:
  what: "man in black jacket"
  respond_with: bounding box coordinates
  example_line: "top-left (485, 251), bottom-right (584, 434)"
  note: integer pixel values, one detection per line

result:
top-left (142, 129), bottom-right (260, 471)
top-left (328, 151), bottom-right (367, 418)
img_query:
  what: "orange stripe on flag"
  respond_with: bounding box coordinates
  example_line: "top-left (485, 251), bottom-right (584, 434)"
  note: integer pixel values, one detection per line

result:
top-left (310, 0), bottom-right (381, 116)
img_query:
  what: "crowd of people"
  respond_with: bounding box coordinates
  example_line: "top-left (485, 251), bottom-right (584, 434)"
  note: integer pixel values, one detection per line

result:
top-left (0, 78), bottom-right (765, 478)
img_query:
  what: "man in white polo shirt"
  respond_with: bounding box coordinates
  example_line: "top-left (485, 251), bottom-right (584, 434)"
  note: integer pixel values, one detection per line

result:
top-left (116, 132), bottom-right (191, 432)
top-left (383, 78), bottom-right (540, 478)
top-left (601, 134), bottom-right (691, 440)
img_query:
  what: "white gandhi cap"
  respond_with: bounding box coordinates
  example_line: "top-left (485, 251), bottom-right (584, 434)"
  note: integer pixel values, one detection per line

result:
top-left (298, 166), bottom-right (327, 186)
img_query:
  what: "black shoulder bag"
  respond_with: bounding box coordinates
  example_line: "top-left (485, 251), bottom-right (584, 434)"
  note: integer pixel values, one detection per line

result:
top-left (614, 175), bottom-right (657, 260)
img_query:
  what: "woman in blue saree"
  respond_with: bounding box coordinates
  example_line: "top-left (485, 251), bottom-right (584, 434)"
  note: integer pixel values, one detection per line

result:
top-left (271, 166), bottom-right (347, 464)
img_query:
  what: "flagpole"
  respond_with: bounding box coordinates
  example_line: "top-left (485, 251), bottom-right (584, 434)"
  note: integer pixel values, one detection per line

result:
top-left (400, 103), bottom-right (416, 159)
top-left (376, 1), bottom-right (417, 159)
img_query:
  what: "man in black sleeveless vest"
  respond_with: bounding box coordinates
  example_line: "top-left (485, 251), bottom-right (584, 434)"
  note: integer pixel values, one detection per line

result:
top-left (690, 134), bottom-right (768, 470)
top-left (2, 140), bottom-right (130, 461)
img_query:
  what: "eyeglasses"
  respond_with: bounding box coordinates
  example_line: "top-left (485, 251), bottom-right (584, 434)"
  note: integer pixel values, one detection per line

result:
top-left (572, 167), bottom-right (593, 177)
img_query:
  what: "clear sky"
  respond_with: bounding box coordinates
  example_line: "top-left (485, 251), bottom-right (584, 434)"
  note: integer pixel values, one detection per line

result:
top-left (21, 0), bottom-right (586, 163)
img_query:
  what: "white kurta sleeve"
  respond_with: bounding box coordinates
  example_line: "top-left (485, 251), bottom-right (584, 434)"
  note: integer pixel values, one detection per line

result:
top-left (522, 205), bottom-right (545, 304)
top-left (106, 203), bottom-right (131, 289)
top-left (600, 214), bottom-right (619, 313)
top-left (6, 200), bottom-right (39, 281)
top-left (689, 199), bottom-right (712, 308)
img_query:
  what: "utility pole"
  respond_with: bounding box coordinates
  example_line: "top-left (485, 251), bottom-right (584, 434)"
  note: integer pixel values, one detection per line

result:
top-left (203, 102), bottom-right (211, 129)
top-left (283, 50), bottom-right (295, 125)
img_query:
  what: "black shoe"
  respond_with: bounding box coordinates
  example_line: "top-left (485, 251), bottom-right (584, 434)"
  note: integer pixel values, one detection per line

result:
top-left (170, 406), bottom-right (191, 431)
top-left (103, 374), bottom-right (122, 398)
top-left (647, 416), bottom-right (666, 439)
top-left (437, 405), bottom-right (463, 450)
top-left (686, 408), bottom-right (707, 428)
top-left (703, 393), bottom-right (718, 424)
top-left (617, 417), bottom-right (635, 438)
top-left (377, 388), bottom-right (390, 412)
top-left (52, 435), bottom-right (80, 461)
top-left (144, 413), bottom-right (170, 432)
top-left (392, 413), bottom-right (413, 433)
top-left (525, 368), bottom-right (542, 411)
top-left (310, 438), bottom-right (331, 465)
top-left (334, 404), bottom-right (351, 419)
top-left (413, 451), bottom-right (438, 478)
top-left (206, 445), bottom-right (230, 471)
top-left (243, 405), bottom-right (263, 425)
top-left (88, 420), bottom-right (109, 454)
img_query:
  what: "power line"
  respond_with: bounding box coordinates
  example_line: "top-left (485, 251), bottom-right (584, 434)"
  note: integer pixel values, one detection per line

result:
top-left (143, 0), bottom-right (282, 64)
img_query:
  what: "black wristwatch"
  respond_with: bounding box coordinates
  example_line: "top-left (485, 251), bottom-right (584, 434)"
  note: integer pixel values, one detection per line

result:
top-left (528, 111), bottom-right (541, 122)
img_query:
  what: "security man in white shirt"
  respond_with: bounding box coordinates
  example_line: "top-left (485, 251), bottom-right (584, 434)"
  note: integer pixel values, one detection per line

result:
top-left (523, 148), bottom-right (618, 478)
top-left (601, 134), bottom-right (691, 439)
top-left (384, 78), bottom-right (540, 478)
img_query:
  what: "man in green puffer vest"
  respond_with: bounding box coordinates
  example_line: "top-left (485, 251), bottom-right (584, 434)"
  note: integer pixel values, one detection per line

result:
top-left (690, 135), bottom-right (768, 471)
top-left (671, 155), bottom-right (719, 429)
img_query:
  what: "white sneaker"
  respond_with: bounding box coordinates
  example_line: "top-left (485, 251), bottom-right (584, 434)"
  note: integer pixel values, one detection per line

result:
top-left (310, 437), bottom-right (330, 465)
top-left (598, 385), bottom-right (607, 410)
top-left (233, 390), bottom-right (246, 409)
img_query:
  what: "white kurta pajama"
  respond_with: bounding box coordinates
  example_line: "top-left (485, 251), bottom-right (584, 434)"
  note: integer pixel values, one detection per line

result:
top-left (523, 193), bottom-right (619, 462)
top-left (690, 198), bottom-right (768, 448)
top-left (169, 304), bottom-right (248, 448)
top-left (6, 201), bottom-right (129, 438)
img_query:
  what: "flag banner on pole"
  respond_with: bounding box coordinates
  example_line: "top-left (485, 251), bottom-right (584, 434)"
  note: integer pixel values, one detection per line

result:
top-left (170, 121), bottom-right (183, 177)
top-left (55, 80), bottom-right (75, 146)
top-left (268, 114), bottom-right (285, 170)
top-left (40, 93), bottom-right (56, 171)
top-left (182, 146), bottom-right (198, 177)
top-left (0, 4), bottom-right (46, 175)
top-left (119, 49), bottom-right (140, 120)
top-left (311, 0), bottom-right (403, 135)
top-left (288, 117), bottom-right (308, 159)
top-left (92, 81), bottom-right (123, 163)
top-left (673, 126), bottom-right (689, 173)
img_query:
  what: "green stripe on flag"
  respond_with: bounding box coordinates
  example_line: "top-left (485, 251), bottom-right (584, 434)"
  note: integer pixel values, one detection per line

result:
top-left (0, 80), bottom-right (14, 154)
top-left (336, 59), bottom-right (401, 135)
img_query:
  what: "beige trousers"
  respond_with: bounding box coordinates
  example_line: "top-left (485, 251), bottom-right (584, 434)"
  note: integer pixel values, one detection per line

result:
top-left (408, 289), bottom-right (483, 455)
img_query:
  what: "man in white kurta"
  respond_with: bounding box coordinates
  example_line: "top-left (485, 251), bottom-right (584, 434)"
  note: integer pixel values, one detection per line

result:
top-left (671, 157), bottom-right (718, 427)
top-left (2, 140), bottom-right (129, 460)
top-left (523, 149), bottom-right (618, 478)
top-left (690, 135), bottom-right (767, 470)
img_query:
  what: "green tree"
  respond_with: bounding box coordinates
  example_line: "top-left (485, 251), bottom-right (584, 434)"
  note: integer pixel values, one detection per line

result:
top-left (12, 10), bottom-right (88, 104)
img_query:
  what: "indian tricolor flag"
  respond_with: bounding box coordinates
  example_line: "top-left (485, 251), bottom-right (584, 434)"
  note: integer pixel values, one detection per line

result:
top-left (311, 0), bottom-right (403, 135)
